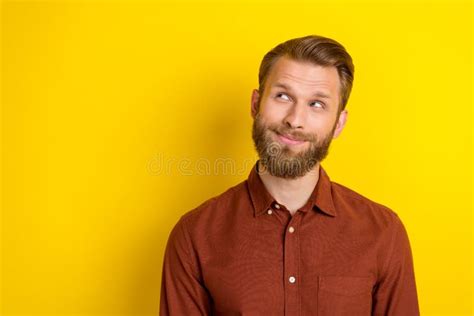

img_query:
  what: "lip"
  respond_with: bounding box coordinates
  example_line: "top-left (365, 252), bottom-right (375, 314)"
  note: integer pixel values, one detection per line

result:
top-left (276, 132), bottom-right (306, 145)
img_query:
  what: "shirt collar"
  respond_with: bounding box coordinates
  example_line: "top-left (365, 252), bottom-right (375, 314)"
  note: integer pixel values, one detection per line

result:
top-left (247, 160), bottom-right (337, 218)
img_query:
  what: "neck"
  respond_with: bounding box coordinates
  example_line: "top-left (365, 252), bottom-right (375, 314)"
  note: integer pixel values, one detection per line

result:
top-left (257, 160), bottom-right (320, 216)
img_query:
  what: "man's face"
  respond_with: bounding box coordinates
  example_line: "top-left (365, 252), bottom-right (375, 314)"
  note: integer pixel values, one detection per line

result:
top-left (251, 56), bottom-right (348, 179)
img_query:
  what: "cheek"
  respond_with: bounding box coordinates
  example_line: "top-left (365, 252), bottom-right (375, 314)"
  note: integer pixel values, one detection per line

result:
top-left (260, 102), bottom-right (288, 122)
top-left (307, 116), bottom-right (336, 136)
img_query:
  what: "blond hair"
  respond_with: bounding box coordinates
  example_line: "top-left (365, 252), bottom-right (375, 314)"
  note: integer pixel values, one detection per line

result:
top-left (258, 35), bottom-right (354, 112)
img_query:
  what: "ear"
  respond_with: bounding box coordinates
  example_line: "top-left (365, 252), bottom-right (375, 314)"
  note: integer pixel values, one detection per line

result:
top-left (250, 89), bottom-right (260, 119)
top-left (332, 109), bottom-right (348, 139)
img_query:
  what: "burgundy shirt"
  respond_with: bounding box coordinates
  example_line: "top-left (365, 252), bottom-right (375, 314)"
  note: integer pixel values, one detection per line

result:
top-left (160, 162), bottom-right (419, 315)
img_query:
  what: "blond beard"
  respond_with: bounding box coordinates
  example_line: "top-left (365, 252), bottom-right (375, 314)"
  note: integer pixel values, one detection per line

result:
top-left (252, 113), bottom-right (336, 179)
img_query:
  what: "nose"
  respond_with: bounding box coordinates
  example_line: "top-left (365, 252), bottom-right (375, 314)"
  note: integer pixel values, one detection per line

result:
top-left (284, 102), bottom-right (305, 129)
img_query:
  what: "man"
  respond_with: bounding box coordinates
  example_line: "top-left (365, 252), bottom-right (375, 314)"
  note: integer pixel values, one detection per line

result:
top-left (160, 35), bottom-right (420, 315)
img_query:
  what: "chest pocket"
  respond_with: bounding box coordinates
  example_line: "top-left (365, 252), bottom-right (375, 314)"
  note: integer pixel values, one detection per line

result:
top-left (317, 275), bottom-right (374, 316)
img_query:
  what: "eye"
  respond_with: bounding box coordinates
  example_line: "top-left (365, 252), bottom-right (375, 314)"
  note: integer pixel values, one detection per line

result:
top-left (309, 100), bottom-right (325, 109)
top-left (276, 93), bottom-right (291, 101)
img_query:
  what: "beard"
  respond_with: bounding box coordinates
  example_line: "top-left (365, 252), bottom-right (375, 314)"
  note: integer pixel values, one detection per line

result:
top-left (252, 113), bottom-right (337, 179)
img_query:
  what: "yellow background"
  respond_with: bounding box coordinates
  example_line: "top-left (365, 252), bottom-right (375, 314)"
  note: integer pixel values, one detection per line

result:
top-left (2, 0), bottom-right (472, 315)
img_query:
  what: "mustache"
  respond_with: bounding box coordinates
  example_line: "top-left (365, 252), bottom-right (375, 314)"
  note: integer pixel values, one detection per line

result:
top-left (271, 125), bottom-right (316, 142)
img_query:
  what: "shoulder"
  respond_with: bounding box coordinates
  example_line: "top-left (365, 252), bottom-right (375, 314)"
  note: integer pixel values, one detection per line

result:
top-left (330, 180), bottom-right (402, 228)
top-left (176, 179), bottom-right (248, 230)
top-left (329, 181), bottom-right (412, 272)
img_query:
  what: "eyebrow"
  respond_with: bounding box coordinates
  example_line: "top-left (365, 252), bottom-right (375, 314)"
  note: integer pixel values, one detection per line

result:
top-left (272, 82), bottom-right (332, 99)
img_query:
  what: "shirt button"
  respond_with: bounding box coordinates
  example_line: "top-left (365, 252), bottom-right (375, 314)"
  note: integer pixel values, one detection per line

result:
top-left (267, 209), bottom-right (273, 215)
top-left (274, 203), bottom-right (280, 209)
top-left (289, 276), bottom-right (296, 283)
top-left (288, 226), bottom-right (295, 233)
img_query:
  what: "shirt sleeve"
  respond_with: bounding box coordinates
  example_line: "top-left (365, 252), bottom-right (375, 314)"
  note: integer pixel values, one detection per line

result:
top-left (160, 215), bottom-right (212, 315)
top-left (372, 213), bottom-right (420, 315)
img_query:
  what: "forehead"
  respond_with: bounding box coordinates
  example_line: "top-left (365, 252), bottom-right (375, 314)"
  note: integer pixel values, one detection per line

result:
top-left (265, 56), bottom-right (340, 95)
